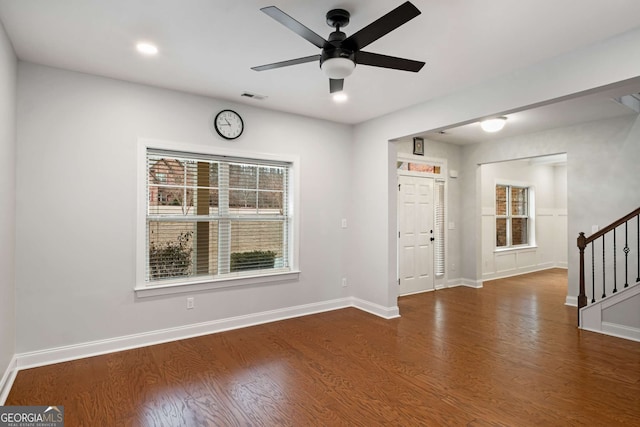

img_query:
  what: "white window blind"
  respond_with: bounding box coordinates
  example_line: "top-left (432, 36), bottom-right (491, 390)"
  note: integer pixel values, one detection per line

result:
top-left (146, 149), bottom-right (291, 284)
top-left (434, 180), bottom-right (445, 276)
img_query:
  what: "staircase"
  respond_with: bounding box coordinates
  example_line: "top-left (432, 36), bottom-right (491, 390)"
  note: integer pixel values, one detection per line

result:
top-left (577, 207), bottom-right (640, 342)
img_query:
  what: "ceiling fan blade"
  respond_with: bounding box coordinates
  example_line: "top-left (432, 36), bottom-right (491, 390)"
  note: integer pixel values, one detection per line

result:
top-left (343, 1), bottom-right (421, 51)
top-left (356, 51), bottom-right (425, 72)
top-left (329, 79), bottom-right (344, 93)
top-left (252, 55), bottom-right (321, 71)
top-left (260, 6), bottom-right (327, 48)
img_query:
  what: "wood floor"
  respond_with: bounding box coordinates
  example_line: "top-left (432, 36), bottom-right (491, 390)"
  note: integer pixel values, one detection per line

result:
top-left (7, 269), bottom-right (640, 426)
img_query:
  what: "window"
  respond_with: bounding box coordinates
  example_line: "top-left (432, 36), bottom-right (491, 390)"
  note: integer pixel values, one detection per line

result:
top-left (434, 180), bottom-right (445, 276)
top-left (397, 161), bottom-right (441, 175)
top-left (144, 148), bottom-right (293, 288)
top-left (496, 184), bottom-right (530, 248)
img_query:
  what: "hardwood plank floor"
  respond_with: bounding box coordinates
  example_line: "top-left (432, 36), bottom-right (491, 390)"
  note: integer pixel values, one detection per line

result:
top-left (7, 269), bottom-right (640, 426)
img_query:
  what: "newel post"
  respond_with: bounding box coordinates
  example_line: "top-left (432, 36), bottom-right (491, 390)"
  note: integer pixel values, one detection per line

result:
top-left (577, 232), bottom-right (588, 325)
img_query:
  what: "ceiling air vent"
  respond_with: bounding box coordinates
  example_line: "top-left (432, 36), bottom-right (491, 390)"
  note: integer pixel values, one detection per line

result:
top-left (241, 92), bottom-right (268, 101)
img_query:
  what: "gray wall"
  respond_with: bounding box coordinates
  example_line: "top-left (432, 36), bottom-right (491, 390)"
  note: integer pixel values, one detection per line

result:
top-left (603, 293), bottom-right (640, 328)
top-left (461, 114), bottom-right (640, 298)
top-left (349, 26), bottom-right (640, 310)
top-left (15, 63), bottom-right (353, 353)
top-left (0, 21), bottom-right (16, 383)
top-left (8, 19), bottom-right (640, 358)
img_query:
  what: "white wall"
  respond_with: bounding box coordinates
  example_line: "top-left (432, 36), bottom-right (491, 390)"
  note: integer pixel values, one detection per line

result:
top-left (480, 160), bottom-right (567, 280)
top-left (350, 26), bottom-right (640, 310)
top-left (0, 20), bottom-right (16, 387)
top-left (15, 63), bottom-right (353, 353)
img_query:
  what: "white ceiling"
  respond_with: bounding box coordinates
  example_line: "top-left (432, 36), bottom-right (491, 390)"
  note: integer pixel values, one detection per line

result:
top-left (1, 0), bottom-right (640, 130)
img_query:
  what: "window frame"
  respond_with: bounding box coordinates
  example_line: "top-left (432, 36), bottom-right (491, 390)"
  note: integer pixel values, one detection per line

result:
top-left (495, 183), bottom-right (534, 250)
top-left (135, 138), bottom-right (300, 298)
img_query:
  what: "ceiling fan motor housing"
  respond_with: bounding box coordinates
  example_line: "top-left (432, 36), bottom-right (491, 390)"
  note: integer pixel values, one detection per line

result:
top-left (320, 28), bottom-right (355, 71)
top-left (320, 46), bottom-right (355, 65)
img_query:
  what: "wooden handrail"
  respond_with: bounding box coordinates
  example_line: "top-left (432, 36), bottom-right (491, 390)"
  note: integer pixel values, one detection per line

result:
top-left (584, 207), bottom-right (640, 244)
top-left (577, 206), bottom-right (640, 326)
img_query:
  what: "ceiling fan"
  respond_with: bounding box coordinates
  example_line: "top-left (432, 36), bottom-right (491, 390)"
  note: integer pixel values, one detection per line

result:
top-left (252, 1), bottom-right (425, 94)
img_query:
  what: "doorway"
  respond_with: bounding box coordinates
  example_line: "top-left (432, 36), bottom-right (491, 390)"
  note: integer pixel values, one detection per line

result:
top-left (479, 154), bottom-right (568, 281)
top-left (398, 174), bottom-right (435, 295)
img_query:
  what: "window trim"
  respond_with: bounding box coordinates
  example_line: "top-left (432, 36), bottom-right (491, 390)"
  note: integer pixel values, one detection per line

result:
top-left (135, 138), bottom-right (300, 298)
top-left (494, 181), bottom-right (535, 250)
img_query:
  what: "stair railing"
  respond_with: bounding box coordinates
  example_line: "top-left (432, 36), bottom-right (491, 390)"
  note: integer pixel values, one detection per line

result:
top-left (577, 207), bottom-right (640, 326)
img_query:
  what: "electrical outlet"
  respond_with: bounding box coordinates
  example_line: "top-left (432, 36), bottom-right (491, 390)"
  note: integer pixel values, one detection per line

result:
top-left (342, 277), bottom-right (348, 287)
top-left (187, 297), bottom-right (194, 310)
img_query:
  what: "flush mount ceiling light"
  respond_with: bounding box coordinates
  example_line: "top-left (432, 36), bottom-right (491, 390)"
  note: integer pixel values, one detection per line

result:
top-left (480, 116), bottom-right (507, 133)
top-left (332, 92), bottom-right (348, 103)
top-left (136, 42), bottom-right (158, 56)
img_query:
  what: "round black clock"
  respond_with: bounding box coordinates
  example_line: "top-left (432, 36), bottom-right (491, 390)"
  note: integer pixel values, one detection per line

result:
top-left (214, 109), bottom-right (244, 140)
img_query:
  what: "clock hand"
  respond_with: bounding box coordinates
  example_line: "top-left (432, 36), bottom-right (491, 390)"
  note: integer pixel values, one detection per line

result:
top-left (225, 118), bottom-right (231, 126)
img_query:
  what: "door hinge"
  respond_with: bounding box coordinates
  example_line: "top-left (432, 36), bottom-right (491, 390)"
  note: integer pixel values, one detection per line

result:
top-left (398, 231), bottom-right (400, 238)
top-left (398, 183), bottom-right (401, 191)
top-left (398, 278), bottom-right (401, 285)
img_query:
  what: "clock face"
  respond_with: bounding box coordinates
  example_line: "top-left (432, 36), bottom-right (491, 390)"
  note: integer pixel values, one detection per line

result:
top-left (214, 110), bottom-right (244, 140)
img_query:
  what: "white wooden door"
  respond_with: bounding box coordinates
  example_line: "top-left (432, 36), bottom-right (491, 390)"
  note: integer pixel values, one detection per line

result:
top-left (398, 175), bottom-right (434, 295)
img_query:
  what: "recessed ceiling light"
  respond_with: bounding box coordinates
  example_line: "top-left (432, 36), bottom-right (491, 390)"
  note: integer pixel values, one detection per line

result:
top-left (136, 42), bottom-right (158, 56)
top-left (480, 116), bottom-right (507, 132)
top-left (332, 92), bottom-right (348, 103)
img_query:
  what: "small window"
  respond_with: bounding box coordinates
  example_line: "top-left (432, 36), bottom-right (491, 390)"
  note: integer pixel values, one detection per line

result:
top-left (397, 161), bottom-right (441, 174)
top-left (145, 149), bottom-right (292, 286)
top-left (496, 184), bottom-right (530, 248)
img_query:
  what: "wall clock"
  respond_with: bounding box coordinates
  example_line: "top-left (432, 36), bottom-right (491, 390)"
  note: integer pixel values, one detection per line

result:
top-left (214, 109), bottom-right (244, 140)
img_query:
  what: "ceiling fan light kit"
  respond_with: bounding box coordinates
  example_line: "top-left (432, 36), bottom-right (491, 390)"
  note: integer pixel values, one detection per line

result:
top-left (252, 2), bottom-right (425, 94)
top-left (321, 57), bottom-right (355, 79)
top-left (480, 117), bottom-right (508, 133)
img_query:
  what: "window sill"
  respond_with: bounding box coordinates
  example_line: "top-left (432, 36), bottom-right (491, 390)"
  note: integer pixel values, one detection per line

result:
top-left (494, 245), bottom-right (537, 254)
top-left (135, 270), bottom-right (301, 298)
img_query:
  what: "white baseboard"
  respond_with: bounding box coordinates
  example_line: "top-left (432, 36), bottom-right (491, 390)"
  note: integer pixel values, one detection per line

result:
top-left (449, 278), bottom-right (483, 288)
top-left (565, 295), bottom-right (578, 307)
top-left (352, 297), bottom-right (400, 319)
top-left (15, 296), bottom-right (399, 371)
top-left (0, 355), bottom-right (17, 405)
top-left (601, 322), bottom-right (640, 343)
top-left (482, 264), bottom-right (556, 282)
